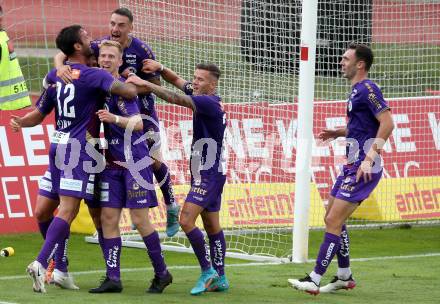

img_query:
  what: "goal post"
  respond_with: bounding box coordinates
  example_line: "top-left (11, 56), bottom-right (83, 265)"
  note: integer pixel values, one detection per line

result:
top-left (292, 0), bottom-right (319, 264)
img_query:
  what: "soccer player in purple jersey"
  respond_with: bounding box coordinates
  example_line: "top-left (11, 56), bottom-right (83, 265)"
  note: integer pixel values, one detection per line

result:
top-left (87, 40), bottom-right (172, 294)
top-left (288, 44), bottom-right (395, 295)
top-left (10, 54), bottom-right (108, 289)
top-left (54, 8), bottom-right (180, 237)
top-left (25, 24), bottom-right (137, 293)
top-left (10, 84), bottom-right (81, 290)
top-left (127, 62), bottom-right (229, 295)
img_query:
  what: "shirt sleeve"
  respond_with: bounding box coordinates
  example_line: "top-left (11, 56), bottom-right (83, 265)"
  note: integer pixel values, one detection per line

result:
top-left (191, 95), bottom-right (222, 117)
top-left (137, 42), bottom-right (159, 80)
top-left (364, 83), bottom-right (390, 117)
top-left (183, 82), bottom-right (194, 95)
top-left (36, 85), bottom-right (56, 115)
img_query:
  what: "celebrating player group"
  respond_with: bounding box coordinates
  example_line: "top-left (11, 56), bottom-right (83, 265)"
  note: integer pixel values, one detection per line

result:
top-left (10, 6), bottom-right (393, 298)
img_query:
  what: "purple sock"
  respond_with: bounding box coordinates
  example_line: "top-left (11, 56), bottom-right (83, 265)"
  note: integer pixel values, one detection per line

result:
top-left (103, 237), bottom-right (122, 281)
top-left (186, 228), bottom-right (211, 271)
top-left (38, 217), bottom-right (54, 239)
top-left (143, 231), bottom-right (167, 276)
top-left (337, 224), bottom-right (350, 268)
top-left (54, 230), bottom-right (70, 272)
top-left (314, 232), bottom-right (340, 276)
top-left (37, 217), bottom-right (69, 269)
top-left (208, 230), bottom-right (226, 276)
top-left (154, 163), bottom-right (175, 205)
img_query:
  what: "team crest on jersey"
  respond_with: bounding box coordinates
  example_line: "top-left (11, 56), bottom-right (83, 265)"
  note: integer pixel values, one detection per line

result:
top-left (127, 66), bottom-right (137, 74)
top-left (132, 182), bottom-right (140, 190)
top-left (71, 69), bottom-right (81, 79)
top-left (117, 97), bottom-right (128, 115)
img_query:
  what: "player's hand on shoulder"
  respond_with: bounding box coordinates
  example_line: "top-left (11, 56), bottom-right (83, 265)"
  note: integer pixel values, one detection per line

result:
top-left (96, 109), bottom-right (117, 124)
top-left (142, 59), bottom-right (161, 73)
top-left (9, 115), bottom-right (22, 132)
top-left (56, 65), bottom-right (73, 84)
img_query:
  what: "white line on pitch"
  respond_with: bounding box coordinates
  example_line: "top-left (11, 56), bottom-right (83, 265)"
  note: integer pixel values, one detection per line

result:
top-left (1, 252), bottom-right (439, 281)
top-left (0, 301), bottom-right (19, 304)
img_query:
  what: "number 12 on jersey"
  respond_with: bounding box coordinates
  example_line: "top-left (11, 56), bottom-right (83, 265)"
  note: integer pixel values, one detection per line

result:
top-left (56, 81), bottom-right (76, 118)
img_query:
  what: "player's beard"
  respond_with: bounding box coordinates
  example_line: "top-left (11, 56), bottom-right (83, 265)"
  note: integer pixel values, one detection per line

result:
top-left (82, 45), bottom-right (93, 58)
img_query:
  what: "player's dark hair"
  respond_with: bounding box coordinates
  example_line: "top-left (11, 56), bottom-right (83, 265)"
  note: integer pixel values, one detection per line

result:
top-left (196, 63), bottom-right (221, 80)
top-left (348, 43), bottom-right (374, 71)
top-left (0, 5), bottom-right (3, 14)
top-left (112, 7), bottom-right (133, 23)
top-left (56, 25), bottom-right (83, 56)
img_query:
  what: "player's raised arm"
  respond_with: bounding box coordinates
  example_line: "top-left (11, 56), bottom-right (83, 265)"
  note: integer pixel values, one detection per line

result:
top-left (109, 79), bottom-right (138, 100)
top-left (126, 75), bottom-right (195, 111)
top-left (142, 59), bottom-right (187, 91)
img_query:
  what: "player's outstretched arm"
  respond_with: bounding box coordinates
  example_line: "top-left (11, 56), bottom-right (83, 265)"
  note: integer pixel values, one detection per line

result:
top-left (127, 75), bottom-right (195, 111)
top-left (142, 59), bottom-right (187, 91)
top-left (109, 80), bottom-right (138, 100)
top-left (318, 128), bottom-right (347, 142)
top-left (96, 109), bottom-right (143, 131)
top-left (10, 110), bottom-right (45, 132)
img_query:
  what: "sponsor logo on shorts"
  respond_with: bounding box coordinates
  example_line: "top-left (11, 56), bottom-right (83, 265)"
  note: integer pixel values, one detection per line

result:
top-left (136, 199), bottom-right (147, 204)
top-left (100, 191), bottom-right (109, 202)
top-left (39, 178), bottom-right (53, 192)
top-left (60, 178), bottom-right (83, 192)
top-left (193, 196), bottom-right (203, 201)
top-left (86, 183), bottom-right (95, 195)
top-left (340, 192), bottom-right (351, 197)
top-left (44, 171), bottom-right (51, 180)
top-left (191, 186), bottom-right (207, 196)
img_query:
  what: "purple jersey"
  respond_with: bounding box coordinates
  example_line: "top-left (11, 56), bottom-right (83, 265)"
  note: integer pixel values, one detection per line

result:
top-left (103, 78), bottom-right (149, 165)
top-left (46, 64), bottom-right (115, 144)
top-left (91, 36), bottom-right (158, 118)
top-left (183, 82), bottom-right (226, 177)
top-left (346, 79), bottom-right (389, 163)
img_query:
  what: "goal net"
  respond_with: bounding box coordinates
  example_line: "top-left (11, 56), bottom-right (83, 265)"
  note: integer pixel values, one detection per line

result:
top-left (112, 0), bottom-right (440, 260)
top-left (4, 0), bottom-right (440, 261)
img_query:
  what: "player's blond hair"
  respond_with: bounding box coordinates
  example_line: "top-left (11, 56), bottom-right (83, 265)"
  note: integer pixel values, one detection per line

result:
top-left (99, 40), bottom-right (123, 56)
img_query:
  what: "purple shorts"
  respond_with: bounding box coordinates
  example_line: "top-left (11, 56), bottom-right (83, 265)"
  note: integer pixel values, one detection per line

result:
top-left (185, 174), bottom-right (226, 212)
top-left (38, 170), bottom-right (59, 201)
top-left (98, 167), bottom-right (158, 209)
top-left (331, 164), bottom-right (382, 203)
top-left (48, 147), bottom-right (98, 202)
top-left (39, 168), bottom-right (101, 208)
